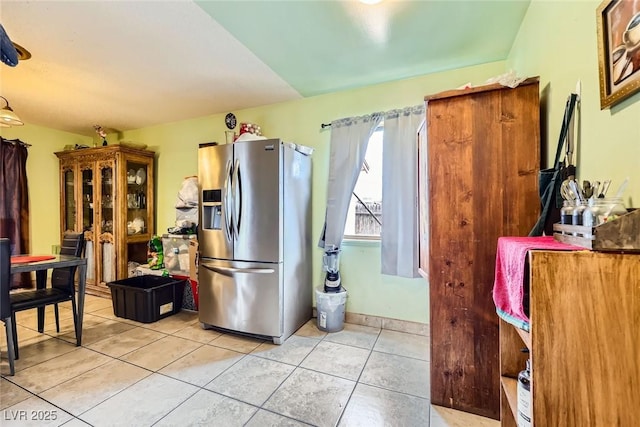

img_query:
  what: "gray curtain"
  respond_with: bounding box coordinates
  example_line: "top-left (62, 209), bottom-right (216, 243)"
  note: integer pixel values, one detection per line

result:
top-left (318, 113), bottom-right (383, 250)
top-left (381, 105), bottom-right (424, 278)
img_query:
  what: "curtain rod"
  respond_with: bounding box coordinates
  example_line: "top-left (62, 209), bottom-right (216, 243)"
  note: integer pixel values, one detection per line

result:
top-left (1, 137), bottom-right (31, 147)
top-left (320, 122), bottom-right (386, 132)
top-left (320, 104), bottom-right (424, 130)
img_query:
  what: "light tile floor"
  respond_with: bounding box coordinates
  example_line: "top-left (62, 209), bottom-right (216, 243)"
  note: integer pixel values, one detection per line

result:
top-left (1, 295), bottom-right (499, 427)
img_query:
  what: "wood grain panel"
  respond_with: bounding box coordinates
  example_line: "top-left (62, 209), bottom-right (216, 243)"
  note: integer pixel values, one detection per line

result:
top-left (499, 318), bottom-right (529, 378)
top-left (426, 79), bottom-right (540, 419)
top-left (594, 208), bottom-right (640, 251)
top-left (500, 377), bottom-right (519, 427)
top-left (500, 250), bottom-right (640, 426)
top-left (500, 83), bottom-right (541, 238)
top-left (528, 251), bottom-right (640, 426)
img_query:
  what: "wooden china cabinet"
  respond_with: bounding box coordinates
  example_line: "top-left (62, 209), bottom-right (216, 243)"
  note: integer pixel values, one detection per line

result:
top-left (55, 145), bottom-right (155, 297)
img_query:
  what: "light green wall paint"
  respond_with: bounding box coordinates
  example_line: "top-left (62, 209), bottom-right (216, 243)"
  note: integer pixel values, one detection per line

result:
top-left (0, 125), bottom-right (91, 254)
top-left (16, 2), bottom-right (640, 322)
top-left (196, 1), bottom-right (528, 97)
top-left (508, 0), bottom-right (640, 206)
top-left (118, 60), bottom-right (505, 324)
top-left (4, 61), bottom-right (505, 324)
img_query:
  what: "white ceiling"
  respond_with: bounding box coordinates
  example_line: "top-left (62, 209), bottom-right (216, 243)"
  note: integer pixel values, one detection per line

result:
top-left (0, 1), bottom-right (531, 137)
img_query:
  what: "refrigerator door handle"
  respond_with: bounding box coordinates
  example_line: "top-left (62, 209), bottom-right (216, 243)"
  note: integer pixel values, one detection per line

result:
top-left (236, 160), bottom-right (242, 236)
top-left (232, 158), bottom-right (241, 238)
top-left (201, 263), bottom-right (275, 276)
top-left (224, 159), bottom-right (233, 241)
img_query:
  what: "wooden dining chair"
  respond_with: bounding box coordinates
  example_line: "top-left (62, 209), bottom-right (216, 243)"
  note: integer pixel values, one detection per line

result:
top-left (9, 232), bottom-right (84, 359)
top-left (1, 238), bottom-right (16, 375)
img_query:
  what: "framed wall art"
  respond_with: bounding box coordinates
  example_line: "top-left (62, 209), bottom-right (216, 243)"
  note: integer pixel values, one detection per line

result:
top-left (597, 0), bottom-right (640, 109)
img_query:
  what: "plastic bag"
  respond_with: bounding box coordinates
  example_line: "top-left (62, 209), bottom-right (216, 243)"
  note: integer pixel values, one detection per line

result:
top-left (147, 235), bottom-right (164, 269)
top-left (176, 177), bottom-right (198, 208)
top-left (485, 70), bottom-right (527, 89)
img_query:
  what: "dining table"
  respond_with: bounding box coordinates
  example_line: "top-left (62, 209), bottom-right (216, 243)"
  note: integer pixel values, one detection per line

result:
top-left (10, 254), bottom-right (88, 345)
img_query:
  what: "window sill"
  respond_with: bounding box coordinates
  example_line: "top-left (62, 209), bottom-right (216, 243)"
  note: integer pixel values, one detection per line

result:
top-left (342, 238), bottom-right (380, 247)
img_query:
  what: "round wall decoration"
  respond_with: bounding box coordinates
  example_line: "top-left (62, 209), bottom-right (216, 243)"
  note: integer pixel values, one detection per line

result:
top-left (225, 113), bottom-right (237, 130)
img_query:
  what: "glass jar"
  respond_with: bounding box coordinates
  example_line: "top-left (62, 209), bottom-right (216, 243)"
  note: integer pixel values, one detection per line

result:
top-left (582, 198), bottom-right (599, 228)
top-left (560, 201), bottom-right (574, 225)
top-left (597, 197), bottom-right (627, 225)
top-left (572, 201), bottom-right (587, 226)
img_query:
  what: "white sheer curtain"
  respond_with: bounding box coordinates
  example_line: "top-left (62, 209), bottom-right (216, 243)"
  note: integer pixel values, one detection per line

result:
top-left (381, 105), bottom-right (425, 278)
top-left (318, 113), bottom-right (383, 250)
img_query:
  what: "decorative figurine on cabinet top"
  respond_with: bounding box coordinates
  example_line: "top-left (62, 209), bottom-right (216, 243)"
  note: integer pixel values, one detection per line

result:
top-left (93, 125), bottom-right (108, 146)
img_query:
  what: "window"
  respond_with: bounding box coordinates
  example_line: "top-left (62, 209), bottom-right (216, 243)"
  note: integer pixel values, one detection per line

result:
top-left (344, 125), bottom-right (383, 239)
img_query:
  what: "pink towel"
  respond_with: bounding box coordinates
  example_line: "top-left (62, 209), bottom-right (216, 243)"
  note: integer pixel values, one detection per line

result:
top-left (493, 236), bottom-right (582, 330)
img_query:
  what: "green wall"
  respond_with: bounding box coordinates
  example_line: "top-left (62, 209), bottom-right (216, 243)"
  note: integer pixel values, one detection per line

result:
top-left (508, 0), bottom-right (640, 206)
top-left (7, 0), bottom-right (638, 324)
top-left (119, 60), bottom-right (506, 324)
top-left (2, 61), bottom-right (507, 324)
top-left (0, 125), bottom-right (91, 254)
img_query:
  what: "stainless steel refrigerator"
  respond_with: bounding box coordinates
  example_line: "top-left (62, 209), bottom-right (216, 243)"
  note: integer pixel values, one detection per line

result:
top-left (197, 139), bottom-right (312, 344)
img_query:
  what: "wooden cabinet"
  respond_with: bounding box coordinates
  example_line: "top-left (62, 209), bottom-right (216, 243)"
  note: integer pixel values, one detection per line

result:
top-left (55, 146), bottom-right (155, 297)
top-left (500, 250), bottom-right (640, 426)
top-left (422, 78), bottom-right (541, 418)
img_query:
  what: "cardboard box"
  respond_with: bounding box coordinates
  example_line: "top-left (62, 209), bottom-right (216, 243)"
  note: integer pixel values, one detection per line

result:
top-left (189, 239), bottom-right (199, 283)
top-left (188, 240), bottom-right (199, 310)
top-left (162, 234), bottom-right (196, 276)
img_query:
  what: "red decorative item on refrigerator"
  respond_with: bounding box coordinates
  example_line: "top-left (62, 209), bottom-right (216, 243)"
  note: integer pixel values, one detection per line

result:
top-left (239, 122), bottom-right (262, 137)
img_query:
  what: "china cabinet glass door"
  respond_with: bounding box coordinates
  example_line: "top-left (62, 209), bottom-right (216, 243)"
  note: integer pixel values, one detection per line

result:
top-left (126, 161), bottom-right (148, 235)
top-left (62, 168), bottom-right (76, 233)
top-left (100, 166), bottom-right (114, 234)
top-left (80, 165), bottom-right (95, 283)
top-left (99, 164), bottom-right (116, 284)
top-left (81, 167), bottom-right (94, 232)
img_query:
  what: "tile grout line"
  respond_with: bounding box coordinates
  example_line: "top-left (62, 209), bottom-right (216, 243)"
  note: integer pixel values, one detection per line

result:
top-left (333, 327), bottom-right (383, 427)
top-left (241, 335), bottom-right (326, 426)
top-left (3, 311), bottom-right (434, 427)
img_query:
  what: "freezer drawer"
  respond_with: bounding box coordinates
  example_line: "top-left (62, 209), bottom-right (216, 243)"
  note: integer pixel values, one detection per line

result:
top-left (198, 258), bottom-right (282, 338)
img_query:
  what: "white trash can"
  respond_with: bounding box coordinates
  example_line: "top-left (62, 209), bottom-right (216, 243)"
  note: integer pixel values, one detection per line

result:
top-left (315, 286), bottom-right (347, 332)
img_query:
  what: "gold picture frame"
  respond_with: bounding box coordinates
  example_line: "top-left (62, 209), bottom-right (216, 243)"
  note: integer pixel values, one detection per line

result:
top-left (597, 0), bottom-right (640, 109)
